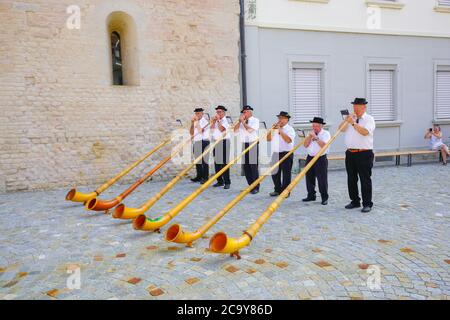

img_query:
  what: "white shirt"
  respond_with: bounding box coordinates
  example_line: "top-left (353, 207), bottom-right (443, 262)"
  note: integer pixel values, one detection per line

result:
top-left (211, 117), bottom-right (231, 140)
top-left (306, 129), bottom-right (331, 157)
top-left (271, 124), bottom-right (296, 153)
top-left (239, 116), bottom-right (259, 143)
top-left (344, 113), bottom-right (376, 150)
top-left (193, 117), bottom-right (210, 142)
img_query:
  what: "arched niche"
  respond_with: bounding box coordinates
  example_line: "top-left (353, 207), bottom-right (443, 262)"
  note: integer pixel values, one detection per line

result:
top-left (107, 11), bottom-right (140, 86)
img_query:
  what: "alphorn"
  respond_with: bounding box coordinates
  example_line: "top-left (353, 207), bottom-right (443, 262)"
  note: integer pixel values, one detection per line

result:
top-left (85, 122), bottom-right (210, 212)
top-left (113, 117), bottom-right (238, 220)
top-left (165, 130), bottom-right (306, 247)
top-left (65, 120), bottom-right (184, 203)
top-left (132, 123), bottom-right (278, 233)
top-left (209, 120), bottom-right (347, 259)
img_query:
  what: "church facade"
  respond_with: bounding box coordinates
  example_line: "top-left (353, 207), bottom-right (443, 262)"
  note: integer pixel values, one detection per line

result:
top-left (0, 0), bottom-right (242, 192)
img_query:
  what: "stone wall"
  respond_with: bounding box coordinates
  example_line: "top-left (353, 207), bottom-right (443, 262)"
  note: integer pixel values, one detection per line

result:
top-left (0, 0), bottom-right (241, 192)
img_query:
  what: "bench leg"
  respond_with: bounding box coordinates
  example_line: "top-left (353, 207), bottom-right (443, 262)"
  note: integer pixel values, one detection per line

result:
top-left (439, 152), bottom-right (443, 163)
top-left (395, 155), bottom-right (400, 166)
top-left (407, 154), bottom-right (412, 167)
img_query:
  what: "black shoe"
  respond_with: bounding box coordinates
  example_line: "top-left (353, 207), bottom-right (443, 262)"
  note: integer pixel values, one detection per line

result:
top-left (200, 179), bottom-right (207, 185)
top-left (213, 182), bottom-right (224, 187)
top-left (285, 193), bottom-right (290, 199)
top-left (270, 191), bottom-right (280, 197)
top-left (224, 184), bottom-right (230, 190)
top-left (302, 197), bottom-right (316, 202)
top-left (361, 206), bottom-right (372, 213)
top-left (345, 203), bottom-right (361, 209)
top-left (321, 199), bottom-right (328, 205)
top-left (190, 178), bottom-right (200, 183)
top-left (250, 189), bottom-right (259, 194)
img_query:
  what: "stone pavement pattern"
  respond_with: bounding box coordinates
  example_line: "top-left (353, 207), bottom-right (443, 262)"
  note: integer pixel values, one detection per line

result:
top-left (0, 164), bottom-right (449, 300)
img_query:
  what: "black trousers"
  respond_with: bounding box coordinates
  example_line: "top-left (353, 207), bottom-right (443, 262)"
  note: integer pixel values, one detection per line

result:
top-left (345, 150), bottom-right (374, 207)
top-left (193, 140), bottom-right (210, 181)
top-left (243, 142), bottom-right (259, 190)
top-left (213, 139), bottom-right (231, 185)
top-left (305, 155), bottom-right (329, 200)
top-left (271, 152), bottom-right (293, 193)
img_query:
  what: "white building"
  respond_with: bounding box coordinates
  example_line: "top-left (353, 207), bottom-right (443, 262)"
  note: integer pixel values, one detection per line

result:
top-left (244, 0), bottom-right (450, 152)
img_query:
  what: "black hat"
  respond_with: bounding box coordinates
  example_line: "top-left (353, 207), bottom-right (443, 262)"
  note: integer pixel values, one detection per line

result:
top-left (310, 117), bottom-right (326, 125)
top-left (215, 105), bottom-right (227, 111)
top-left (194, 107), bottom-right (204, 113)
top-left (276, 111), bottom-right (291, 119)
top-left (242, 105), bottom-right (254, 111)
top-left (351, 98), bottom-right (368, 105)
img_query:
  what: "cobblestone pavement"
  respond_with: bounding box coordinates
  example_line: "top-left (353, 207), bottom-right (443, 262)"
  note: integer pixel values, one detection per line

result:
top-left (0, 164), bottom-right (449, 300)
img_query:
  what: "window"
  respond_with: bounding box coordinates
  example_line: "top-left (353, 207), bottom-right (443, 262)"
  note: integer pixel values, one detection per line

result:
top-left (365, 0), bottom-right (405, 10)
top-left (435, 67), bottom-right (450, 121)
top-left (368, 67), bottom-right (396, 122)
top-left (291, 66), bottom-right (323, 124)
top-left (435, 0), bottom-right (450, 12)
top-left (107, 11), bottom-right (140, 86)
top-left (291, 0), bottom-right (330, 3)
top-left (111, 31), bottom-right (123, 85)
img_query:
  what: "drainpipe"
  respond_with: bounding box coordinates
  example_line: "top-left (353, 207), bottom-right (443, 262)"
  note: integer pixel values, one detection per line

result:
top-left (239, 0), bottom-right (248, 106)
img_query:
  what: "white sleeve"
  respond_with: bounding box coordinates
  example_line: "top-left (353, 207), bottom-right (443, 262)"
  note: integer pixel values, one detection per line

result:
top-left (248, 118), bottom-right (259, 131)
top-left (322, 131), bottom-right (331, 143)
top-left (287, 126), bottom-right (296, 141)
top-left (221, 118), bottom-right (230, 130)
top-left (201, 118), bottom-right (210, 133)
top-left (363, 117), bottom-right (376, 134)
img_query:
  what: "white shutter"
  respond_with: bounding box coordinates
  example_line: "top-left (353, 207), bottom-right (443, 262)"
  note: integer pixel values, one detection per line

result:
top-left (438, 0), bottom-right (450, 6)
top-left (291, 68), bottom-right (322, 124)
top-left (369, 70), bottom-right (395, 121)
top-left (436, 70), bottom-right (450, 120)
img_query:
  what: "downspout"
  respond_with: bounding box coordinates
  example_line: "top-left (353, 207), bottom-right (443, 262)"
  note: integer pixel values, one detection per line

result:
top-left (239, 0), bottom-right (248, 106)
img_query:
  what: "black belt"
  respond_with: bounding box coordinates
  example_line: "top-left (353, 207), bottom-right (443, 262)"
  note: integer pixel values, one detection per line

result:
top-left (307, 154), bottom-right (327, 157)
top-left (347, 149), bottom-right (372, 153)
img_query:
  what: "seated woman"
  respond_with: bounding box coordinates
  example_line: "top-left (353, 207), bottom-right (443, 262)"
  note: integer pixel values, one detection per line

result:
top-left (424, 124), bottom-right (449, 166)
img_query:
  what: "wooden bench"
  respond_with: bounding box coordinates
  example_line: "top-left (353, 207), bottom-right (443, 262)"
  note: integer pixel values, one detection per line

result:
top-left (298, 150), bottom-right (442, 168)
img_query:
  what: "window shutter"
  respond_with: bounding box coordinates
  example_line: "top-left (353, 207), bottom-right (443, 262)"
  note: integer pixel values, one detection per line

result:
top-left (436, 70), bottom-right (450, 120)
top-left (292, 68), bottom-right (322, 124)
top-left (369, 70), bottom-right (395, 121)
top-left (438, 0), bottom-right (450, 6)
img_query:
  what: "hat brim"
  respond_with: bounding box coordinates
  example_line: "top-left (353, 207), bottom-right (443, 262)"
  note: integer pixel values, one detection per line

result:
top-left (277, 115), bottom-right (291, 119)
top-left (351, 102), bottom-right (368, 105)
top-left (309, 120), bottom-right (326, 124)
